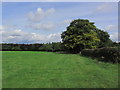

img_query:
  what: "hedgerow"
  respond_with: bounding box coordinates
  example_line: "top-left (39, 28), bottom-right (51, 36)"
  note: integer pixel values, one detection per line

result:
top-left (81, 47), bottom-right (120, 63)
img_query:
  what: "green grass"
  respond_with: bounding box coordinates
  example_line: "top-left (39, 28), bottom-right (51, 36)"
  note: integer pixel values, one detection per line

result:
top-left (0, 51), bottom-right (2, 90)
top-left (2, 51), bottom-right (118, 88)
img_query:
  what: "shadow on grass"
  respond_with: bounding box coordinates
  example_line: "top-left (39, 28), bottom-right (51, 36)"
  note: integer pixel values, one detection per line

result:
top-left (54, 51), bottom-right (78, 55)
top-left (82, 55), bottom-right (117, 64)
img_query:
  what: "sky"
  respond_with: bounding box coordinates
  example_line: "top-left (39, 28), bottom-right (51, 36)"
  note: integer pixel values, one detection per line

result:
top-left (0, 2), bottom-right (118, 44)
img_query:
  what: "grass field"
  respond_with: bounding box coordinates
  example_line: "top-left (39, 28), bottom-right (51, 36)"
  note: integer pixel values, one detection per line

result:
top-left (2, 51), bottom-right (118, 88)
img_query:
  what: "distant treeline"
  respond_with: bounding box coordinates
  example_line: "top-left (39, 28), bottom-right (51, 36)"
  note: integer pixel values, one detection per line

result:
top-left (0, 42), bottom-right (120, 52)
top-left (0, 42), bottom-right (64, 52)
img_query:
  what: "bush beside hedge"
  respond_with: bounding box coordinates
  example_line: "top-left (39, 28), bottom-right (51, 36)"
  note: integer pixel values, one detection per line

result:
top-left (81, 47), bottom-right (120, 63)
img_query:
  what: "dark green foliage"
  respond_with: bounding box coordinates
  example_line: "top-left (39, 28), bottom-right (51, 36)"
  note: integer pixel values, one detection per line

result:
top-left (61, 19), bottom-right (101, 53)
top-left (112, 42), bottom-right (120, 47)
top-left (1, 43), bottom-right (42, 51)
top-left (61, 19), bottom-right (113, 53)
top-left (39, 43), bottom-right (53, 51)
top-left (39, 42), bottom-right (64, 52)
top-left (1, 42), bottom-right (64, 52)
top-left (94, 29), bottom-right (113, 48)
top-left (81, 47), bottom-right (120, 63)
top-left (51, 42), bottom-right (64, 51)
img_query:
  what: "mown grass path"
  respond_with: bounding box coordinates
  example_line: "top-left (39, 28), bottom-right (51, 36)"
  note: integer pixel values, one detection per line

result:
top-left (2, 51), bottom-right (118, 88)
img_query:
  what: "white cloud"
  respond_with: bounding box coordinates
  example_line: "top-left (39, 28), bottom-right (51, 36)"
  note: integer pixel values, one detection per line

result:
top-left (31, 33), bottom-right (45, 42)
top-left (46, 8), bottom-right (55, 14)
top-left (110, 32), bottom-right (119, 42)
top-left (63, 19), bottom-right (73, 24)
top-left (1, 27), bottom-right (61, 43)
top-left (27, 8), bottom-right (56, 31)
top-left (27, 8), bottom-right (55, 22)
top-left (94, 3), bottom-right (113, 13)
top-left (0, 25), bottom-right (8, 34)
top-left (28, 19), bottom-right (72, 30)
top-left (0, 26), bottom-right (5, 34)
top-left (0, 25), bottom-right (4, 30)
top-left (28, 22), bottom-right (55, 30)
top-left (48, 33), bottom-right (61, 42)
top-left (104, 25), bottom-right (117, 31)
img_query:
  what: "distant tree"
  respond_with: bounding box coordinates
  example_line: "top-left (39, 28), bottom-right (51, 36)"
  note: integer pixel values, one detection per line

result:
top-left (61, 19), bottom-right (100, 53)
top-left (39, 43), bottom-right (53, 51)
top-left (52, 42), bottom-right (64, 51)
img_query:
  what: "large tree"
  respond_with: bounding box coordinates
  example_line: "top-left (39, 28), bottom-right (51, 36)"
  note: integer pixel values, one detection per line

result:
top-left (61, 19), bottom-right (100, 53)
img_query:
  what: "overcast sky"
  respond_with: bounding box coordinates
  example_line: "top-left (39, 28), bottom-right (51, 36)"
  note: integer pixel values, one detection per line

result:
top-left (0, 2), bottom-right (118, 43)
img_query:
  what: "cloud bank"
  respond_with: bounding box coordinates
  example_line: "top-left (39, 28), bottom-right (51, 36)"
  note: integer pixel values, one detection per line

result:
top-left (0, 25), bottom-right (61, 43)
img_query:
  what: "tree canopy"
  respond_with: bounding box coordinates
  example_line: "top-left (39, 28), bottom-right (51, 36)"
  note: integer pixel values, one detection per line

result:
top-left (61, 19), bottom-right (112, 53)
top-left (94, 29), bottom-right (113, 48)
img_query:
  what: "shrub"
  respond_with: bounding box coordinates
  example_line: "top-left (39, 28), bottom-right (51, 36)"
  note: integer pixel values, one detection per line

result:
top-left (81, 47), bottom-right (120, 63)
